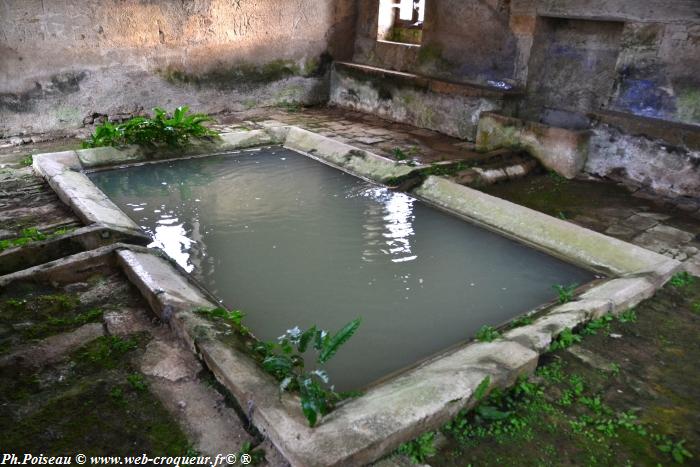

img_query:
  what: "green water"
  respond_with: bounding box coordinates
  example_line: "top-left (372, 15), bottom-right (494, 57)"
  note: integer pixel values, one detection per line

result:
top-left (90, 148), bottom-right (593, 390)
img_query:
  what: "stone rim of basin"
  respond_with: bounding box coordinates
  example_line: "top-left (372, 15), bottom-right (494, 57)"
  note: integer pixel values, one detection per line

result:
top-left (23, 126), bottom-right (680, 466)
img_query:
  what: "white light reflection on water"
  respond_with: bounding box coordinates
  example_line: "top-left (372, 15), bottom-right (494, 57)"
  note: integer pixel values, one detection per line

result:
top-left (354, 187), bottom-right (417, 263)
top-left (145, 217), bottom-right (195, 272)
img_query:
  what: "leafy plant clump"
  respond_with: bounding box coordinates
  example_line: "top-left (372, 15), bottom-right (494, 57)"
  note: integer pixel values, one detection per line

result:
top-left (255, 318), bottom-right (361, 427)
top-left (195, 307), bottom-right (250, 335)
top-left (82, 106), bottom-right (218, 149)
top-left (236, 441), bottom-right (266, 465)
top-left (553, 283), bottom-right (578, 304)
top-left (669, 271), bottom-right (695, 289)
top-left (397, 432), bottom-right (437, 463)
top-left (475, 325), bottom-right (501, 342)
top-left (548, 328), bottom-right (582, 352)
top-left (20, 154), bottom-right (33, 167)
top-left (0, 227), bottom-right (71, 252)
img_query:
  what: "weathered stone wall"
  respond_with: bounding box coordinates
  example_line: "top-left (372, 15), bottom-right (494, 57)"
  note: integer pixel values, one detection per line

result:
top-left (352, 0), bottom-right (700, 126)
top-left (330, 63), bottom-right (507, 140)
top-left (345, 0), bottom-right (700, 199)
top-left (0, 0), bottom-right (357, 136)
top-left (353, 0), bottom-right (518, 88)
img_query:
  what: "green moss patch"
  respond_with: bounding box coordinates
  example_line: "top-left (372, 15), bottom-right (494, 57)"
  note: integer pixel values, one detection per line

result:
top-left (0, 288), bottom-right (103, 347)
top-left (0, 333), bottom-right (191, 456)
top-left (159, 56), bottom-right (327, 90)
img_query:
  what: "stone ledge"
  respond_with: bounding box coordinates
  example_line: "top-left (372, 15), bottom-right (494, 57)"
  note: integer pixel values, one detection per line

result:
top-left (413, 175), bottom-right (681, 277)
top-left (335, 62), bottom-right (522, 98)
top-left (0, 223), bottom-right (149, 275)
top-left (283, 126), bottom-right (414, 183)
top-left (589, 110), bottom-right (700, 150)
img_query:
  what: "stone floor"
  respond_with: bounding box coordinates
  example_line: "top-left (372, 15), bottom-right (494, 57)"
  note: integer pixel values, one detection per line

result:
top-left (1, 104), bottom-right (699, 465)
top-left (0, 267), bottom-right (258, 460)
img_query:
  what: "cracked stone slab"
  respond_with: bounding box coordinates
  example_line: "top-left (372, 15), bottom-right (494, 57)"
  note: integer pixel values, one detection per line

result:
top-left (633, 224), bottom-right (695, 254)
top-left (354, 136), bottom-right (386, 144)
top-left (579, 277), bottom-right (657, 312)
top-left (683, 254), bottom-right (700, 277)
top-left (566, 345), bottom-right (617, 372)
top-left (141, 339), bottom-right (202, 382)
top-left (149, 376), bottom-right (255, 458)
top-left (104, 308), bottom-right (153, 336)
top-left (605, 223), bottom-right (639, 239)
top-left (623, 214), bottom-right (660, 231)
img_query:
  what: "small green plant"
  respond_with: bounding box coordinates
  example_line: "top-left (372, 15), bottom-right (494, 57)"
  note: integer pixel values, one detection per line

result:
top-left (548, 328), bottom-right (582, 352)
top-left (474, 376), bottom-right (491, 401)
top-left (669, 272), bottom-right (695, 289)
top-left (236, 441), bottom-right (265, 465)
top-left (256, 318), bottom-right (361, 427)
top-left (195, 307), bottom-right (250, 334)
top-left (127, 373), bottom-right (148, 392)
top-left (82, 106), bottom-right (217, 149)
top-left (397, 432), bottom-right (437, 464)
top-left (277, 100), bottom-right (303, 113)
top-left (618, 308), bottom-right (638, 323)
top-left (581, 315), bottom-right (613, 336)
top-left (392, 147), bottom-right (407, 161)
top-left (3, 298), bottom-right (27, 310)
top-left (78, 336), bottom-right (138, 369)
top-left (0, 227), bottom-right (73, 252)
top-left (655, 436), bottom-right (693, 464)
top-left (509, 314), bottom-right (535, 329)
top-left (568, 374), bottom-right (585, 397)
top-left (692, 302), bottom-right (700, 314)
top-left (37, 293), bottom-right (78, 313)
top-left (536, 360), bottom-right (565, 383)
top-left (609, 362), bottom-right (621, 376)
top-left (475, 325), bottom-right (500, 342)
top-left (109, 387), bottom-right (124, 401)
top-left (548, 170), bottom-right (567, 185)
top-left (553, 283), bottom-right (577, 304)
top-left (20, 154), bottom-right (33, 167)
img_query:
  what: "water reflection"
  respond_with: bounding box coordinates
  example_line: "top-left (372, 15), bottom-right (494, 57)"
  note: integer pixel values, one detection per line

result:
top-left (353, 187), bottom-right (416, 263)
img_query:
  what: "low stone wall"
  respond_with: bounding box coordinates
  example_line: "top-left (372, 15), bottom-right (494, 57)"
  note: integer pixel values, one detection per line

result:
top-left (330, 62), bottom-right (512, 140)
top-left (586, 114), bottom-right (700, 200)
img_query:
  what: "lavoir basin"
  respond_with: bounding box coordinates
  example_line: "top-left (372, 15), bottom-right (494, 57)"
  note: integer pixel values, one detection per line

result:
top-left (29, 126), bottom-right (679, 465)
top-left (89, 147), bottom-right (593, 390)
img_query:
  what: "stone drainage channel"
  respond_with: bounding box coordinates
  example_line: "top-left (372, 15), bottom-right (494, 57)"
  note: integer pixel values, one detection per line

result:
top-left (0, 124), bottom-right (681, 467)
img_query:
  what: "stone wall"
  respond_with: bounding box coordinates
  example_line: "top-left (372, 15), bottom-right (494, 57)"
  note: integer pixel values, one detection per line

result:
top-left (351, 0), bottom-right (700, 126)
top-left (353, 0), bottom-right (518, 88)
top-left (0, 0), bottom-right (357, 137)
top-left (330, 63), bottom-right (510, 140)
top-left (345, 0), bottom-right (700, 199)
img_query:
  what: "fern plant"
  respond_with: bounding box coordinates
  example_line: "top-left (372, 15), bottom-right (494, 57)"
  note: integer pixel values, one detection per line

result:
top-left (82, 106), bottom-right (217, 148)
top-left (255, 318), bottom-right (361, 427)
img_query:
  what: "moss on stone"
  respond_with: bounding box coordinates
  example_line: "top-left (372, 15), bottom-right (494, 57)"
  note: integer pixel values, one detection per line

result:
top-left (160, 59), bottom-right (303, 89)
top-left (159, 53), bottom-right (331, 91)
top-left (677, 88), bottom-right (700, 124)
top-left (1, 309), bottom-right (192, 457)
top-left (0, 289), bottom-right (106, 345)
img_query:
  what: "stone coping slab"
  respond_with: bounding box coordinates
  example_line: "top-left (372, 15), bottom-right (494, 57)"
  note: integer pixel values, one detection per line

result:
top-left (334, 62), bottom-right (523, 98)
top-left (27, 126), bottom-right (682, 466)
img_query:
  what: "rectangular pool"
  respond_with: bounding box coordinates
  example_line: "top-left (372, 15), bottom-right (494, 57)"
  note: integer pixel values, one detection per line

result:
top-left (89, 147), bottom-right (593, 390)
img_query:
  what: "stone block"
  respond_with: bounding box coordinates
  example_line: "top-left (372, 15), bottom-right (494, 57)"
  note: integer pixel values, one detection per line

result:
top-left (476, 112), bottom-right (590, 179)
